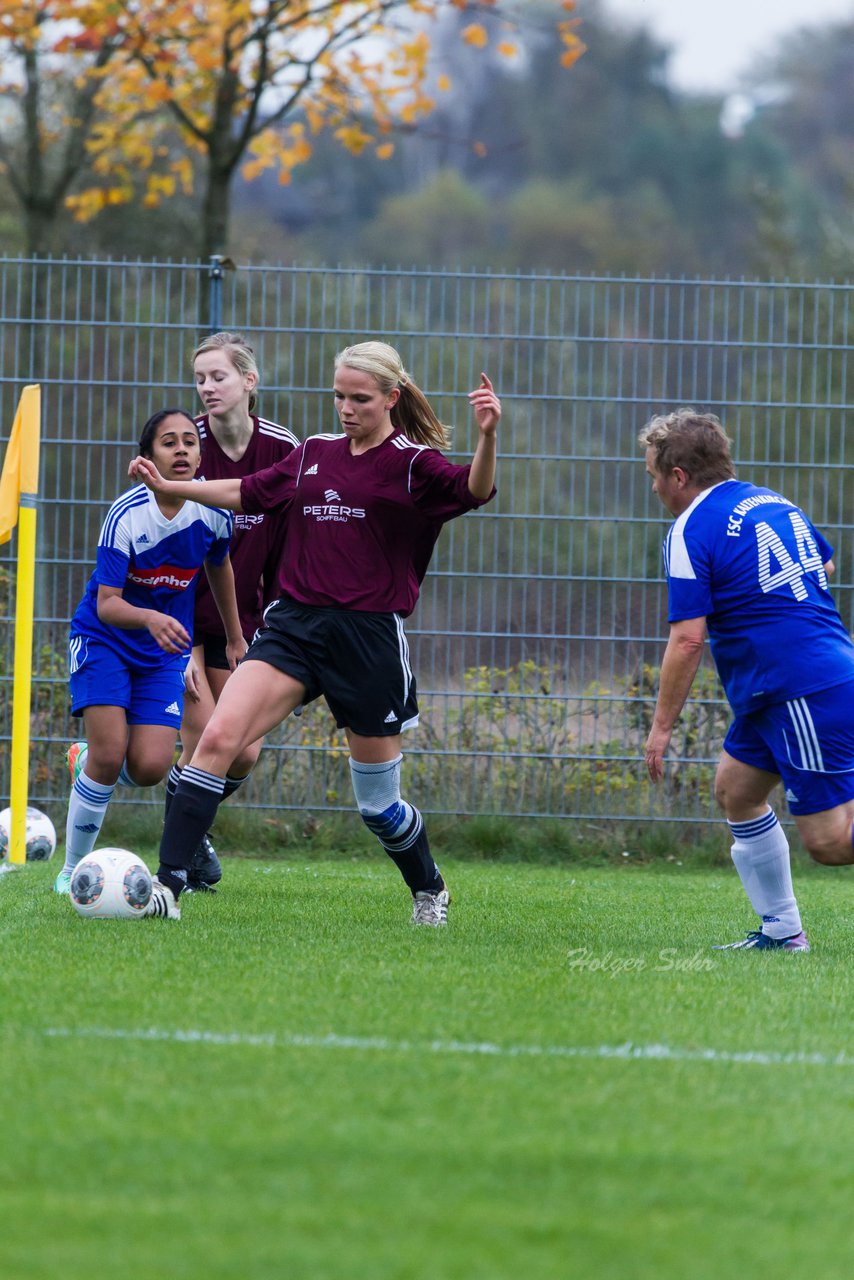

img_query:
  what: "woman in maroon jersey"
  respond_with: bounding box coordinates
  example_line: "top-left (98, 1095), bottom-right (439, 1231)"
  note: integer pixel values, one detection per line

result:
top-left (130, 341), bottom-right (500, 923)
top-left (169, 331), bottom-right (299, 891)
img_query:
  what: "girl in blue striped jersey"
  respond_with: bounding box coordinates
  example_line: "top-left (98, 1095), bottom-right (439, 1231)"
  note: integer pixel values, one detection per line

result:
top-left (54, 408), bottom-right (243, 894)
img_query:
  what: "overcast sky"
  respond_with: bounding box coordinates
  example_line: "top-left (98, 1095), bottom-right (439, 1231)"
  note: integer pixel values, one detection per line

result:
top-left (601, 0), bottom-right (854, 93)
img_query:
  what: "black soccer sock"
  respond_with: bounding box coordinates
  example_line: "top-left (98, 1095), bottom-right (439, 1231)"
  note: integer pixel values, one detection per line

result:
top-left (382, 826), bottom-right (444, 896)
top-left (158, 765), bottom-right (226, 872)
top-left (163, 763), bottom-right (182, 820)
top-left (156, 866), bottom-right (188, 899)
top-left (348, 757), bottom-right (444, 895)
top-left (222, 772), bottom-right (248, 800)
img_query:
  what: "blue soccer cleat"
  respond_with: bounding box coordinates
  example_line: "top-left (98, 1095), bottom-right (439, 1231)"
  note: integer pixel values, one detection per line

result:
top-left (53, 869), bottom-right (72, 895)
top-left (714, 929), bottom-right (810, 952)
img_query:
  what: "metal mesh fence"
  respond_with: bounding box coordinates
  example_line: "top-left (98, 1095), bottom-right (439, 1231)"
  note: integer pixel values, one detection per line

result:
top-left (1, 257), bottom-right (852, 823)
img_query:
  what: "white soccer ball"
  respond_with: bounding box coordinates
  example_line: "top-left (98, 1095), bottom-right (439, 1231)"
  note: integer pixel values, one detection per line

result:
top-left (0, 806), bottom-right (57, 862)
top-left (70, 848), bottom-right (153, 920)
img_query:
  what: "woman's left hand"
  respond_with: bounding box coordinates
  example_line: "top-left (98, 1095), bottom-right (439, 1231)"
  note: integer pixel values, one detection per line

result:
top-left (226, 635), bottom-right (249, 672)
top-left (184, 655), bottom-right (202, 703)
top-left (469, 374), bottom-right (501, 436)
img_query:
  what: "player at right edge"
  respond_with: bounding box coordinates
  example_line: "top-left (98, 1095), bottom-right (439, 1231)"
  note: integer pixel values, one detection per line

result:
top-left (642, 408), bottom-right (854, 951)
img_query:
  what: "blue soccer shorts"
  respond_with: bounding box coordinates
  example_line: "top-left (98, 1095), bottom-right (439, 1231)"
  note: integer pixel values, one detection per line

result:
top-left (68, 634), bottom-right (185, 728)
top-left (723, 678), bottom-right (854, 814)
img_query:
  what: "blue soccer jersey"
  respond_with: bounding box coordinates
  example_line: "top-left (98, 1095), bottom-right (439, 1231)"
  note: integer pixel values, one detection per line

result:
top-left (664, 479), bottom-right (854, 714)
top-left (70, 484), bottom-right (233, 668)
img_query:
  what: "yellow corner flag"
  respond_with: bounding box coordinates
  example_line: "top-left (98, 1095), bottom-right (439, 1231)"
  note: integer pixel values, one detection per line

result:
top-left (0, 393), bottom-right (26, 544)
top-left (1, 385), bottom-right (41, 864)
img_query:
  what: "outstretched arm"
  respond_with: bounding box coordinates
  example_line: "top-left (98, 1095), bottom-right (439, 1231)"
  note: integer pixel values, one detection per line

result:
top-left (645, 616), bottom-right (707, 783)
top-left (128, 456), bottom-right (244, 512)
top-left (467, 373), bottom-right (501, 500)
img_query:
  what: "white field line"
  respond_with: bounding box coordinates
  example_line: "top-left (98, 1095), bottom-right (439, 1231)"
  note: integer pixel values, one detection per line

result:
top-left (41, 1026), bottom-right (854, 1068)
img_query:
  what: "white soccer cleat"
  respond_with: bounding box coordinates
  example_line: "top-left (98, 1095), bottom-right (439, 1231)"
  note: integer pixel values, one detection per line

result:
top-left (411, 886), bottom-right (450, 927)
top-left (144, 878), bottom-right (182, 920)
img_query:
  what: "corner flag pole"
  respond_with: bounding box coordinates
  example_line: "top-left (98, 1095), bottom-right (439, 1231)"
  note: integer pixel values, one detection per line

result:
top-left (6, 386), bottom-right (41, 865)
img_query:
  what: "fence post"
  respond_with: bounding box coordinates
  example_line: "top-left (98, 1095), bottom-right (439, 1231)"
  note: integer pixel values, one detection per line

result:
top-left (208, 255), bottom-right (225, 332)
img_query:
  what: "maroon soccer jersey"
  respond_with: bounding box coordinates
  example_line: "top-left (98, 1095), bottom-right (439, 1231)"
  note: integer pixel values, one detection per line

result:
top-left (193, 414), bottom-right (299, 640)
top-left (240, 430), bottom-right (494, 616)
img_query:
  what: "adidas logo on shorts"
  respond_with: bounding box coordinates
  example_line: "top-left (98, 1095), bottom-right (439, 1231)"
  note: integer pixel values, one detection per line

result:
top-left (384, 710), bottom-right (398, 724)
top-left (164, 701), bottom-right (181, 715)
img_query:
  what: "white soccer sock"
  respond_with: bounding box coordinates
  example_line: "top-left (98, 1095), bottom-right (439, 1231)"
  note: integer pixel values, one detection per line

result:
top-left (728, 808), bottom-right (802, 939)
top-left (62, 770), bottom-right (115, 873)
top-left (116, 760), bottom-right (136, 786)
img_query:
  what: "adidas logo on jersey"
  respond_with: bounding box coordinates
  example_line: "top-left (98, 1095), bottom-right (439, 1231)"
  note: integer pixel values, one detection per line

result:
top-left (164, 701), bottom-right (181, 716)
top-left (384, 710), bottom-right (398, 724)
top-left (305, 463), bottom-right (319, 475)
top-left (135, 532), bottom-right (150, 545)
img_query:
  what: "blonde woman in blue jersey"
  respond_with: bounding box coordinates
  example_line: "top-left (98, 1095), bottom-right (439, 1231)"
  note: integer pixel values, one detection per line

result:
top-left (53, 409), bottom-right (243, 894)
top-left (642, 409), bottom-right (854, 951)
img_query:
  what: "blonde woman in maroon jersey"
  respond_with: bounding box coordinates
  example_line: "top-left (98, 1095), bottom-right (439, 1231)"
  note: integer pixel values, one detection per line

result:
top-left (130, 341), bottom-right (499, 923)
top-left (167, 332), bottom-right (299, 891)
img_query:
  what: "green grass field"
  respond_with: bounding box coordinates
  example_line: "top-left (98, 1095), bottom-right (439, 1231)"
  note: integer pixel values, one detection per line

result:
top-left (2, 851), bottom-right (854, 1279)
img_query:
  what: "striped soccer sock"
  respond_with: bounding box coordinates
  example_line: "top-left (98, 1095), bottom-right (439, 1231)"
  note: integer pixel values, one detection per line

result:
top-left (728, 808), bottom-right (802, 939)
top-left (62, 771), bottom-right (115, 874)
top-left (349, 756), bottom-right (443, 894)
top-left (157, 765), bottom-right (225, 876)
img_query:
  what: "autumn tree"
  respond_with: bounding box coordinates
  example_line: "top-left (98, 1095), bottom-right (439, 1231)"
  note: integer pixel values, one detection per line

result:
top-left (0, 0), bottom-right (124, 255)
top-left (65, 0), bottom-right (584, 261)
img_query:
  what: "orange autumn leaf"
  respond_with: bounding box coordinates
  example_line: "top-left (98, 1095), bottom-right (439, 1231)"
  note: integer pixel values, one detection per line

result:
top-left (462, 23), bottom-right (488, 49)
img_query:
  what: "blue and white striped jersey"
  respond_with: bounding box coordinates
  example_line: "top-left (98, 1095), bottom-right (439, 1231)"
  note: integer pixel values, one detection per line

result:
top-left (663, 479), bottom-right (854, 713)
top-left (70, 483), bottom-right (233, 667)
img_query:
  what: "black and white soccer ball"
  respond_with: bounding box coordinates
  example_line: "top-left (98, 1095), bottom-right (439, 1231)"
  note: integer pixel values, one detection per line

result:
top-left (70, 848), bottom-right (153, 919)
top-left (0, 806), bottom-right (57, 862)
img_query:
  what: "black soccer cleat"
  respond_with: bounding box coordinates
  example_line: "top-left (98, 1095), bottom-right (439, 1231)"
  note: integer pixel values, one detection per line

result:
top-left (186, 833), bottom-right (222, 892)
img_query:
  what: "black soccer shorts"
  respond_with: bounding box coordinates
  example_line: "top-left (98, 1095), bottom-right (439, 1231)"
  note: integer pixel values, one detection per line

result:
top-left (245, 595), bottom-right (420, 737)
